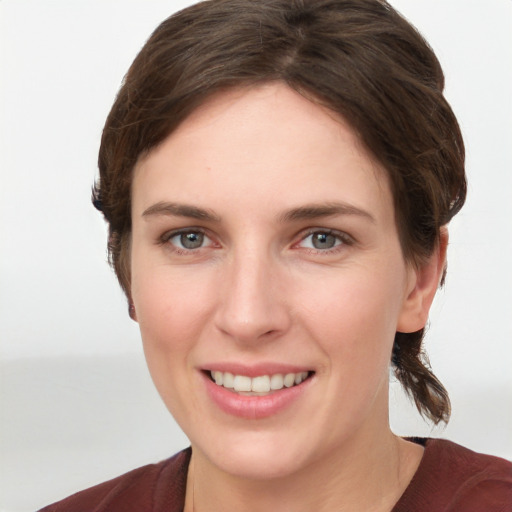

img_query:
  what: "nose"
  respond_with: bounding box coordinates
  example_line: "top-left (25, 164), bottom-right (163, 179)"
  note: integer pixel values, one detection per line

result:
top-left (214, 249), bottom-right (291, 345)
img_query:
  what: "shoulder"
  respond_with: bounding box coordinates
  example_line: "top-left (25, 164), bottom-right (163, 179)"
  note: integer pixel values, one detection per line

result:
top-left (37, 448), bottom-right (191, 512)
top-left (395, 438), bottom-right (512, 512)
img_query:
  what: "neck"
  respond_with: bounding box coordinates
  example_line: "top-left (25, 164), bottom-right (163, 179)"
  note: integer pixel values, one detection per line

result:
top-left (185, 426), bottom-right (423, 512)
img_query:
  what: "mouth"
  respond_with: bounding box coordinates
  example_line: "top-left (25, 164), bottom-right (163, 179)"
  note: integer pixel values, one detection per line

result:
top-left (202, 366), bottom-right (315, 419)
top-left (206, 370), bottom-right (314, 396)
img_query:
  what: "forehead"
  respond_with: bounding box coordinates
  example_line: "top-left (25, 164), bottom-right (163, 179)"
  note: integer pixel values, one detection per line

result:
top-left (132, 83), bottom-right (393, 223)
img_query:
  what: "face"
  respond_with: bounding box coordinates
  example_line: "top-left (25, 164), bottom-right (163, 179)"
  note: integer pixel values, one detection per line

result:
top-left (130, 84), bottom-right (420, 479)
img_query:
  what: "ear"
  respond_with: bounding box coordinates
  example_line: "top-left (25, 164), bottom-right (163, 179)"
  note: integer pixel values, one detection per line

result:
top-left (397, 227), bottom-right (448, 333)
top-left (128, 301), bottom-right (138, 322)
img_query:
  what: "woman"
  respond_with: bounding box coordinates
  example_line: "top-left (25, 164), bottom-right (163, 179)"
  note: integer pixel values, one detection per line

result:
top-left (39, 0), bottom-right (512, 510)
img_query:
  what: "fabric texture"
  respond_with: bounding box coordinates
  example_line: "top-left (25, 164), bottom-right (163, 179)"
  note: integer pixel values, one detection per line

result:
top-left (38, 439), bottom-right (512, 512)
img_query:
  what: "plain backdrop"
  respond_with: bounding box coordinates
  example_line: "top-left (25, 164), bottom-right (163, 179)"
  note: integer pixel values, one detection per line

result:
top-left (1, 1), bottom-right (511, 511)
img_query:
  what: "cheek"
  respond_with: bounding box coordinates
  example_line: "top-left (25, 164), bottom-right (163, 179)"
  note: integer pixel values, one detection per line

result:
top-left (297, 265), bottom-right (404, 372)
top-left (133, 268), bottom-right (217, 354)
top-left (131, 267), bottom-right (218, 422)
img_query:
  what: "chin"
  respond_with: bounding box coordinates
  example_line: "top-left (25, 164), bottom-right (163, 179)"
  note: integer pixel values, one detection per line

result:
top-left (192, 427), bottom-right (324, 481)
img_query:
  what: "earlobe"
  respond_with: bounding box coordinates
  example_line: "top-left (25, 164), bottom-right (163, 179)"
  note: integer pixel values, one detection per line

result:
top-left (397, 228), bottom-right (448, 333)
top-left (129, 302), bottom-right (138, 322)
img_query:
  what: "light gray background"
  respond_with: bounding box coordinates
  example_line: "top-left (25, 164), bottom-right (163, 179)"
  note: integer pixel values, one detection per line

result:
top-left (1, 1), bottom-right (511, 511)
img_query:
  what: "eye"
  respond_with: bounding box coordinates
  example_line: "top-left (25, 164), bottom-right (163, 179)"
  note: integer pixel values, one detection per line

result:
top-left (164, 229), bottom-right (213, 251)
top-left (297, 230), bottom-right (351, 251)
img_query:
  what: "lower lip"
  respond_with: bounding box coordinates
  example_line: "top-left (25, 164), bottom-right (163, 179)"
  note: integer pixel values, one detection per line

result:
top-left (202, 372), bottom-right (312, 419)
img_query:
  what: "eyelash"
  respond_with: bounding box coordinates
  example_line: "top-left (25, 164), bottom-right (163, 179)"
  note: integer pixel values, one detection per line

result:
top-left (295, 228), bottom-right (354, 254)
top-left (159, 227), bottom-right (354, 255)
top-left (159, 228), bottom-right (214, 254)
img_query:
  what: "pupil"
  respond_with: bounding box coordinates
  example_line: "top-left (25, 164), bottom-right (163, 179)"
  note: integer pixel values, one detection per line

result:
top-left (312, 232), bottom-right (335, 249)
top-left (181, 232), bottom-right (203, 249)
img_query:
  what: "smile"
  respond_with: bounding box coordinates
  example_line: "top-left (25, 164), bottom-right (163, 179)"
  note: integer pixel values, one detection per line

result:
top-left (203, 368), bottom-right (314, 419)
top-left (209, 371), bottom-right (311, 395)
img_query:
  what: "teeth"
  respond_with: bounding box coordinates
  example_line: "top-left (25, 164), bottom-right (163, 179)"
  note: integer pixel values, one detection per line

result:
top-left (252, 375), bottom-right (270, 393)
top-left (270, 374), bottom-right (284, 390)
top-left (284, 373), bottom-right (295, 387)
top-left (223, 372), bottom-right (234, 388)
top-left (210, 370), bottom-right (310, 393)
top-left (295, 372), bottom-right (308, 384)
top-left (233, 375), bottom-right (251, 392)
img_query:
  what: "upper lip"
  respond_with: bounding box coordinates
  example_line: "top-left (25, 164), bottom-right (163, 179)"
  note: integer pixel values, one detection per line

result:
top-left (201, 362), bottom-right (313, 378)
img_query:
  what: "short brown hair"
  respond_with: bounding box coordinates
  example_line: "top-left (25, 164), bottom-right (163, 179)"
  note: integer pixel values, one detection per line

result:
top-left (94, 0), bottom-right (466, 424)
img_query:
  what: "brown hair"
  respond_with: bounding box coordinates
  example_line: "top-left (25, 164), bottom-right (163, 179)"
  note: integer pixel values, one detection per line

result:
top-left (94, 0), bottom-right (466, 424)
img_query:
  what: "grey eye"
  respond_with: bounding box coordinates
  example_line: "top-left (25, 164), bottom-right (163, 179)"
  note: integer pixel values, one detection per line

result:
top-left (310, 232), bottom-right (338, 249)
top-left (179, 232), bottom-right (204, 249)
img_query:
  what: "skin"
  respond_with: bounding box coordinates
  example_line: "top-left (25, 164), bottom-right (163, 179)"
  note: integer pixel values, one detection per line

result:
top-left (130, 83), bottom-right (446, 511)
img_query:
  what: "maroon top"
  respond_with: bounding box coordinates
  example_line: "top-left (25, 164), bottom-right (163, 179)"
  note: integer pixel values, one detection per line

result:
top-left (39, 439), bottom-right (512, 512)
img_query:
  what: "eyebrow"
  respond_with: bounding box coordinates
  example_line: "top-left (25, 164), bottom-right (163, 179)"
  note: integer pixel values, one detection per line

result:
top-left (142, 201), bottom-right (221, 222)
top-left (279, 202), bottom-right (375, 223)
top-left (141, 200), bottom-right (375, 224)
